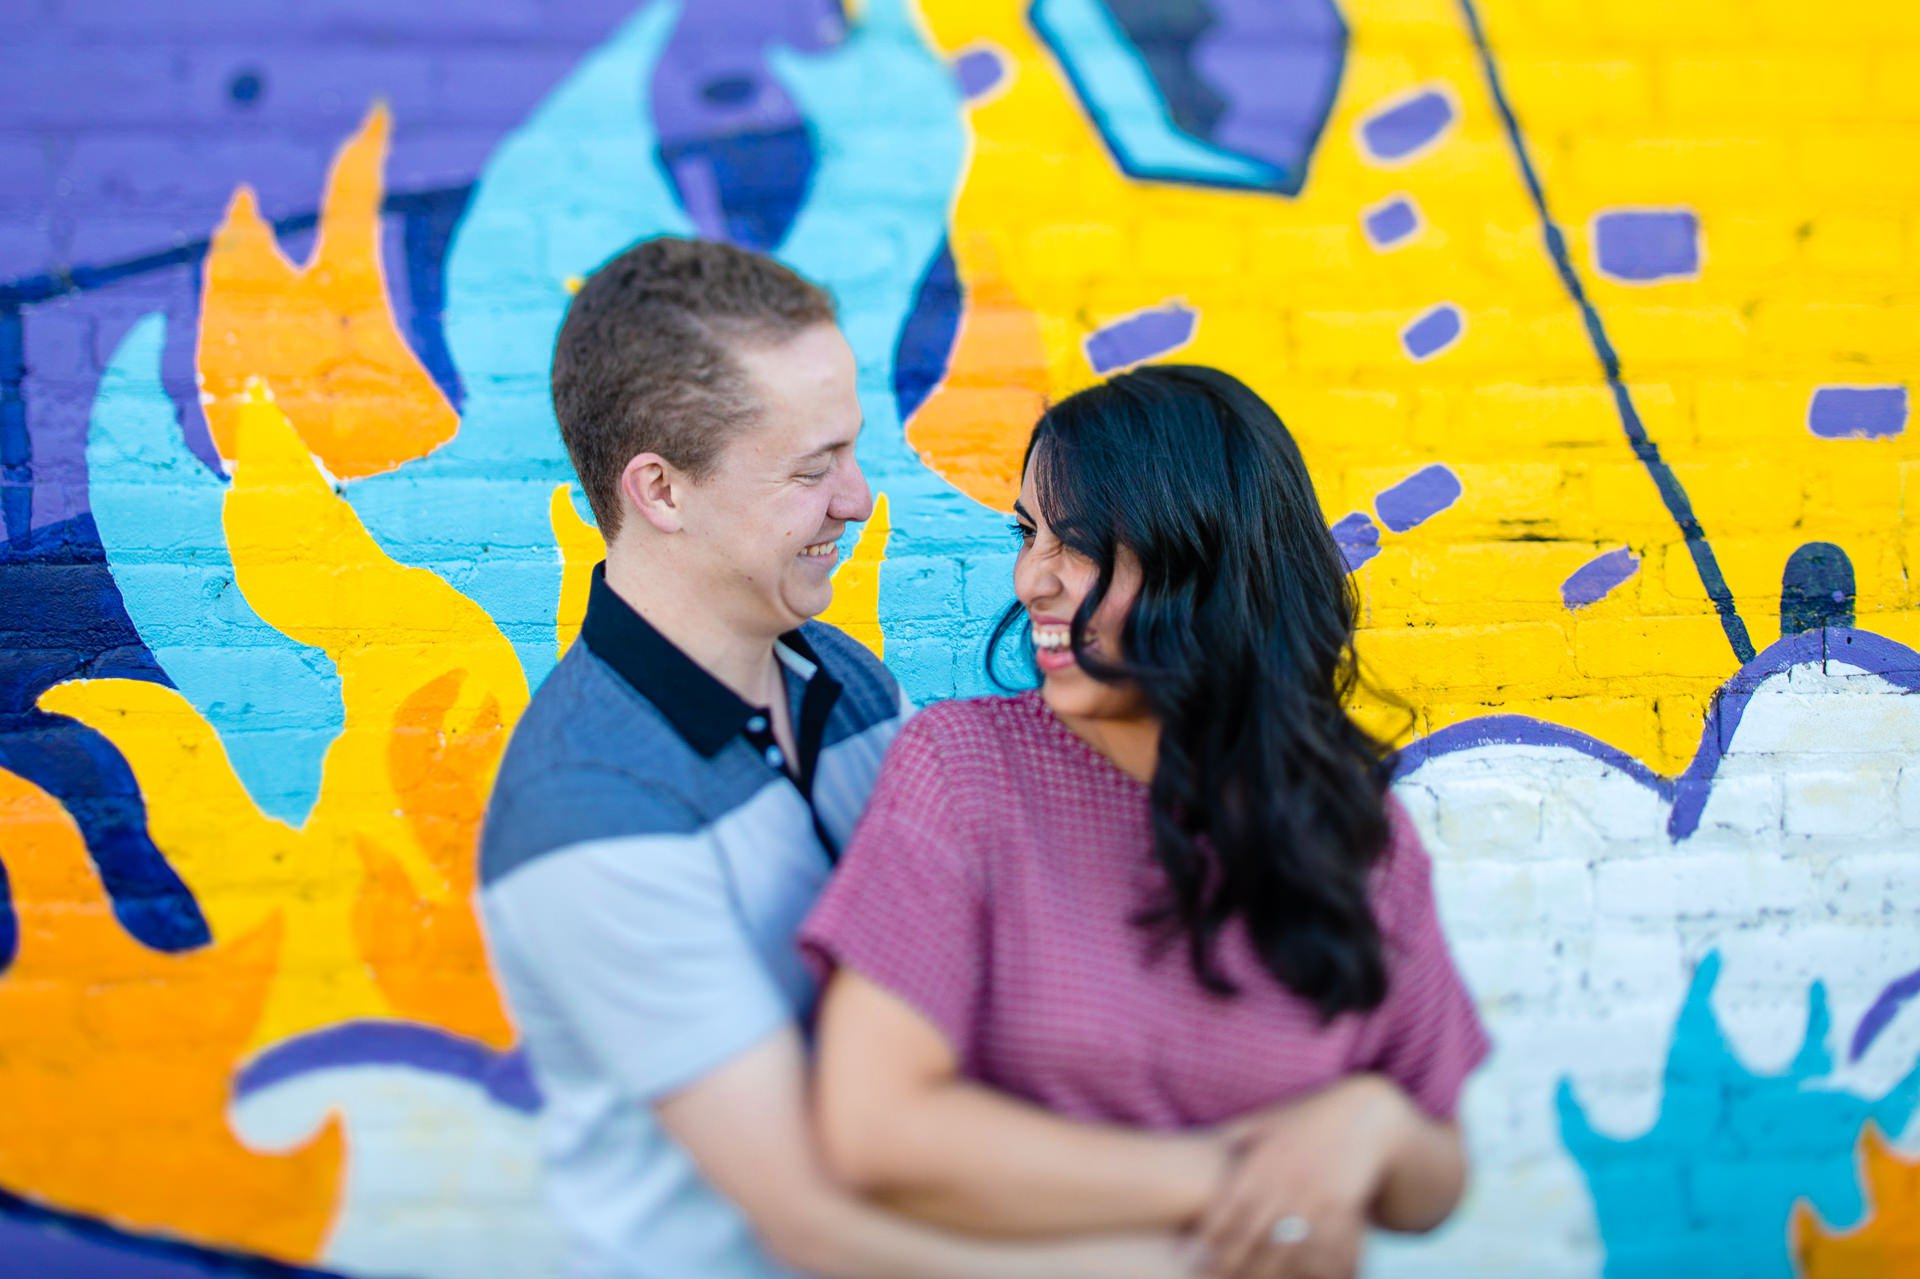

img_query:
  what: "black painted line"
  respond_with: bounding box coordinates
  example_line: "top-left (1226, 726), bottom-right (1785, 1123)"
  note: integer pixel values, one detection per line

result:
top-left (1455, 0), bottom-right (1757, 664)
top-left (0, 183), bottom-right (474, 308)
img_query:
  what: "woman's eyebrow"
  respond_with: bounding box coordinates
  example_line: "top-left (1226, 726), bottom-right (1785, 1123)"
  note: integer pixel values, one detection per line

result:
top-left (1012, 501), bottom-right (1035, 523)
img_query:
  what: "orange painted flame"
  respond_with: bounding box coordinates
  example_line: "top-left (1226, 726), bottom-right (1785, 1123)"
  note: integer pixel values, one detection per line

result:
top-left (902, 237), bottom-right (1049, 513)
top-left (199, 102), bottom-right (458, 479)
top-left (0, 766), bottom-right (343, 1261)
top-left (1792, 1122), bottom-right (1920, 1278)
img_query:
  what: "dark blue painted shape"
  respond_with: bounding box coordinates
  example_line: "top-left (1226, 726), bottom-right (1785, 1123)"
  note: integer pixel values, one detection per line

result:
top-left (0, 1186), bottom-right (352, 1278)
top-left (651, 1), bottom-right (844, 252)
top-left (1593, 209), bottom-right (1699, 282)
top-left (893, 236), bottom-right (964, 426)
top-left (657, 127), bottom-right (818, 252)
top-left (228, 69), bottom-right (265, 106)
top-left (2, 305), bottom-right (28, 546)
top-left (1035, 0), bottom-right (1347, 195)
top-left (395, 184), bottom-right (474, 410)
top-left (1360, 89), bottom-right (1454, 161)
top-left (1102, 0), bottom-right (1227, 136)
top-left (0, 514), bottom-right (210, 965)
top-left (397, 184), bottom-right (475, 415)
top-left (1780, 541), bottom-right (1855, 635)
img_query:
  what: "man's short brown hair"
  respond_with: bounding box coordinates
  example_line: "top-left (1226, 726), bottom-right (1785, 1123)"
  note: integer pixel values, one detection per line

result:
top-left (551, 236), bottom-right (837, 534)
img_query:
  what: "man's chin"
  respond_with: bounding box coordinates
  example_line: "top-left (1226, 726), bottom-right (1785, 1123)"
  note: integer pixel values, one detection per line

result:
top-left (778, 584), bottom-right (834, 629)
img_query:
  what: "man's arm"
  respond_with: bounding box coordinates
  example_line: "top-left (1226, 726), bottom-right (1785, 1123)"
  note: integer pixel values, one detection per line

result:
top-left (658, 1024), bottom-right (1199, 1279)
top-left (810, 969), bottom-right (1231, 1238)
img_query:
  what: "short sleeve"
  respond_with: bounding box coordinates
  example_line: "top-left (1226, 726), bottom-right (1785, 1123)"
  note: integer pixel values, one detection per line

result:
top-left (797, 710), bottom-right (988, 1060)
top-left (1354, 800), bottom-right (1491, 1121)
top-left (482, 774), bottom-right (791, 1103)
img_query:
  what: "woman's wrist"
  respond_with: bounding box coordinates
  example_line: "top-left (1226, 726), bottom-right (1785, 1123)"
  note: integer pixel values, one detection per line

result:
top-left (1333, 1074), bottom-right (1420, 1205)
top-left (1164, 1130), bottom-right (1237, 1228)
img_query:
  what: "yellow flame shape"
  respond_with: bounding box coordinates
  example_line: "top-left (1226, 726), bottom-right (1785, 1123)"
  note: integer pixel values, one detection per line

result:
top-left (42, 380), bottom-right (524, 1052)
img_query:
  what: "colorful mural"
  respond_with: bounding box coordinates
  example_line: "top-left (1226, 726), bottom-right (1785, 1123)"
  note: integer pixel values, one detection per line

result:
top-left (0, 0), bottom-right (1914, 1274)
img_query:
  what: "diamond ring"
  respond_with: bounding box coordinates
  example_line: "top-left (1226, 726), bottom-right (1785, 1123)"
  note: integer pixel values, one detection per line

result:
top-left (1270, 1214), bottom-right (1311, 1245)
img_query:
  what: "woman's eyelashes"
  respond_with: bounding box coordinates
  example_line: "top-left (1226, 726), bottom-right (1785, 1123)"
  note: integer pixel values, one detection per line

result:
top-left (1009, 520), bottom-right (1036, 546)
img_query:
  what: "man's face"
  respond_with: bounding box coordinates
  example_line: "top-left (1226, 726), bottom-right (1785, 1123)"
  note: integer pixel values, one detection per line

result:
top-left (675, 322), bottom-right (872, 639)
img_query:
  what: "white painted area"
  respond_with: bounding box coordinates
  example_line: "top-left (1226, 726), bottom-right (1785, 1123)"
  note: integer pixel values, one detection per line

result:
top-left (1371, 655), bottom-right (1920, 1278)
top-left (233, 1068), bottom-right (563, 1279)
top-left (220, 657), bottom-right (1920, 1279)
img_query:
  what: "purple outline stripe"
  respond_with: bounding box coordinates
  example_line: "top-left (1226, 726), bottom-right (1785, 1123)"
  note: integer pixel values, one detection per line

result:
top-left (1392, 628), bottom-right (1920, 844)
top-left (234, 1020), bottom-right (542, 1113)
top-left (1854, 966), bottom-right (1920, 1062)
top-left (1393, 714), bottom-right (1674, 798)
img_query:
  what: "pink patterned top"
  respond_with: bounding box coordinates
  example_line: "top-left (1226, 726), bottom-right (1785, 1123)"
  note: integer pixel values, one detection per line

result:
top-left (799, 691), bottom-right (1488, 1128)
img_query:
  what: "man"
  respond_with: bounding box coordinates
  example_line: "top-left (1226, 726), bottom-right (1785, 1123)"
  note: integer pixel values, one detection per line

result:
top-left (476, 237), bottom-right (1191, 1279)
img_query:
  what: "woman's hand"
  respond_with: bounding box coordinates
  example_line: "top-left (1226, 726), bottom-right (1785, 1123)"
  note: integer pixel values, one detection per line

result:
top-left (1193, 1075), bottom-right (1417, 1279)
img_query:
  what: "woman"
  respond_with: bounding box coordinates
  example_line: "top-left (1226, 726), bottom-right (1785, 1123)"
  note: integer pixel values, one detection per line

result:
top-left (799, 366), bottom-right (1488, 1279)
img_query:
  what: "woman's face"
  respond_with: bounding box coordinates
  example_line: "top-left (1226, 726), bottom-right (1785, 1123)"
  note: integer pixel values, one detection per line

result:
top-left (1011, 464), bottom-right (1149, 724)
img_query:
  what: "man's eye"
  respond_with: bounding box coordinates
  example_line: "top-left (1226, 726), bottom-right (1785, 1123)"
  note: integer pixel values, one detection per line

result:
top-left (798, 468), bottom-right (829, 483)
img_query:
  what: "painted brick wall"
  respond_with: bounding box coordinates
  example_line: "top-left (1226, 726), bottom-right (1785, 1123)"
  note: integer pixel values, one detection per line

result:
top-left (2, 1), bottom-right (1917, 1275)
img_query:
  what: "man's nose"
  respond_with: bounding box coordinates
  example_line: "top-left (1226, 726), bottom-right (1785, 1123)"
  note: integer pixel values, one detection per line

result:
top-left (831, 455), bottom-right (874, 524)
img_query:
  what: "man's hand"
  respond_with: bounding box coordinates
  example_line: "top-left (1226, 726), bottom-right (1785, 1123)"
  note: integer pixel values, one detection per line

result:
top-left (1193, 1076), bottom-right (1416, 1279)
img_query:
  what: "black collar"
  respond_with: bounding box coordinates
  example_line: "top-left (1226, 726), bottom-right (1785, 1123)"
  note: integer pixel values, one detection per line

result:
top-left (579, 562), bottom-right (828, 759)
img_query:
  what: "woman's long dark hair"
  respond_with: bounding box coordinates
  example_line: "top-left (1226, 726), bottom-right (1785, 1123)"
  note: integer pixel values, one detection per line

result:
top-left (990, 365), bottom-right (1398, 1021)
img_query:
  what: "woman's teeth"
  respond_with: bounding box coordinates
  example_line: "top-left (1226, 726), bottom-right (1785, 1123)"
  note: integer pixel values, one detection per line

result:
top-left (1032, 625), bottom-right (1073, 652)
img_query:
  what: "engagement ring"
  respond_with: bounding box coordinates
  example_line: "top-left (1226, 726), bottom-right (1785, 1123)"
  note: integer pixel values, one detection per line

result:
top-left (1270, 1215), bottom-right (1311, 1245)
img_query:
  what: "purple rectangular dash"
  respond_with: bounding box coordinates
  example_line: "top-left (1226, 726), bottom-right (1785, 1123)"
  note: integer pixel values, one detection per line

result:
top-left (1363, 197), bottom-right (1419, 249)
top-left (1085, 303), bottom-right (1197, 374)
top-left (954, 46), bottom-right (1006, 99)
top-left (1331, 512), bottom-right (1380, 571)
top-left (1593, 209), bottom-right (1699, 283)
top-left (1360, 89), bottom-right (1454, 161)
top-left (1375, 464), bottom-right (1461, 533)
top-left (1400, 303), bottom-right (1462, 360)
top-left (1808, 385), bottom-right (1907, 439)
top-left (1562, 547), bottom-right (1640, 608)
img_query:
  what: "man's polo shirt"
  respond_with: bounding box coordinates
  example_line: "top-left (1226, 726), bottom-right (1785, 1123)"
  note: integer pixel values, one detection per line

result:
top-left (478, 565), bottom-right (909, 1279)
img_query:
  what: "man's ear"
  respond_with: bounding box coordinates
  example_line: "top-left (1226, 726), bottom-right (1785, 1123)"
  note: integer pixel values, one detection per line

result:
top-left (620, 453), bottom-right (685, 534)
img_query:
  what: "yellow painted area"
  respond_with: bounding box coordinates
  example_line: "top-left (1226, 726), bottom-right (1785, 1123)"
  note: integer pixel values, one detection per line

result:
top-left (42, 382), bottom-right (522, 1051)
top-left (908, 0), bottom-right (1738, 772)
top-left (1474, 0), bottom-right (1920, 657)
top-left (199, 103), bottom-right (460, 479)
top-left (1792, 1123), bottom-right (1920, 1277)
top-left (818, 493), bottom-right (892, 658)
top-left (552, 483), bottom-right (601, 657)
top-left (555, 487), bottom-right (892, 659)
top-left (0, 767), bottom-right (343, 1260)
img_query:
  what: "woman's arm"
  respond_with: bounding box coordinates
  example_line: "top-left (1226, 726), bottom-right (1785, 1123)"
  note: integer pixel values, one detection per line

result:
top-left (660, 1022), bottom-right (1203, 1279)
top-left (813, 968), bottom-right (1231, 1237)
top-left (1193, 1075), bottom-right (1468, 1278)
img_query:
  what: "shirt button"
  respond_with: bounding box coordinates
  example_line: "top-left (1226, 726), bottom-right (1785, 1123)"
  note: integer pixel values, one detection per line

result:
top-left (764, 746), bottom-right (785, 769)
top-left (746, 715), bottom-right (769, 733)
